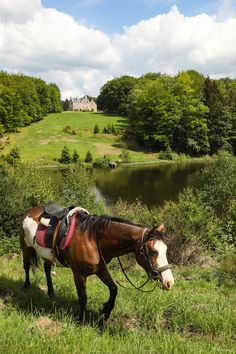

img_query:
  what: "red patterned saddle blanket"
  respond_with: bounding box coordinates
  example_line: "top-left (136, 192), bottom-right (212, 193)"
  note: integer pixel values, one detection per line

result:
top-left (35, 213), bottom-right (77, 251)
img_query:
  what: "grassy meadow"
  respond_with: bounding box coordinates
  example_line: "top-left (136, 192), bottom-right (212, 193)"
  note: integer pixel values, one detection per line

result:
top-left (0, 252), bottom-right (235, 354)
top-left (2, 111), bottom-right (158, 165)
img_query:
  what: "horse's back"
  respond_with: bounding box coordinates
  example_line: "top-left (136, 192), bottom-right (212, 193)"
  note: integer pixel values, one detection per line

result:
top-left (23, 205), bottom-right (44, 221)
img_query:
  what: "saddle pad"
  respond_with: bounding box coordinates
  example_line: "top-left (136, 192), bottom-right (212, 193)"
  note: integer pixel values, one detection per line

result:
top-left (35, 223), bottom-right (47, 247)
top-left (59, 213), bottom-right (77, 250)
top-left (35, 213), bottom-right (76, 250)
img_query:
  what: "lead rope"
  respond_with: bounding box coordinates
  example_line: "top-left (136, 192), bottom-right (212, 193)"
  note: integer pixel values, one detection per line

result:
top-left (116, 256), bottom-right (158, 292)
top-left (98, 228), bottom-right (159, 293)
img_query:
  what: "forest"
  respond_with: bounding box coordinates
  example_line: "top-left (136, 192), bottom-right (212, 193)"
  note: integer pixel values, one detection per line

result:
top-left (0, 72), bottom-right (62, 135)
top-left (97, 71), bottom-right (236, 156)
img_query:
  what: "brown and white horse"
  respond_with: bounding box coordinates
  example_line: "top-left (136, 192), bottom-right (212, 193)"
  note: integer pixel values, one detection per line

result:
top-left (20, 206), bottom-right (174, 322)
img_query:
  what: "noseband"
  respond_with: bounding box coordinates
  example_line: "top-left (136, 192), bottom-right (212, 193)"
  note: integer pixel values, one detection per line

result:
top-left (139, 228), bottom-right (172, 281)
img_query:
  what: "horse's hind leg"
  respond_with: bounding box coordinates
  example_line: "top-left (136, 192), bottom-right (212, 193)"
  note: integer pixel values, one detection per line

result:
top-left (44, 261), bottom-right (55, 297)
top-left (96, 267), bottom-right (117, 321)
top-left (22, 247), bottom-right (35, 290)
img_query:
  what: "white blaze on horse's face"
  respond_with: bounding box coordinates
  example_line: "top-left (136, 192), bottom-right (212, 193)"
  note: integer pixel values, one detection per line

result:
top-left (154, 239), bottom-right (174, 290)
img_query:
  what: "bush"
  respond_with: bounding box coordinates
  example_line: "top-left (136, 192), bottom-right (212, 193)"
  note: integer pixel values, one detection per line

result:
top-left (59, 146), bottom-right (71, 164)
top-left (72, 149), bottom-right (80, 163)
top-left (85, 150), bottom-right (93, 163)
top-left (158, 147), bottom-right (173, 160)
top-left (0, 162), bottom-right (59, 238)
top-left (93, 124), bottom-right (100, 134)
top-left (5, 147), bottom-right (20, 165)
top-left (198, 151), bottom-right (236, 216)
top-left (215, 248), bottom-right (236, 287)
top-left (92, 155), bottom-right (111, 168)
top-left (59, 165), bottom-right (105, 214)
top-left (119, 149), bottom-right (131, 163)
top-left (0, 162), bottom-right (105, 240)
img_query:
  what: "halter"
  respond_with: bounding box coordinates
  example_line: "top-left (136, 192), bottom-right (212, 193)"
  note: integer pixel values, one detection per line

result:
top-left (117, 228), bottom-right (172, 291)
top-left (139, 228), bottom-right (172, 281)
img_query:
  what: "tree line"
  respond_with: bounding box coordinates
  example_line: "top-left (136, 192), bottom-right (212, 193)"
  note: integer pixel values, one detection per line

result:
top-left (0, 72), bottom-right (62, 135)
top-left (97, 71), bottom-right (236, 156)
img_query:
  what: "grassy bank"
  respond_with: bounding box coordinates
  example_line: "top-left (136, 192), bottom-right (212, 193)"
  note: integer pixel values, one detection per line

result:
top-left (0, 253), bottom-right (235, 354)
top-left (1, 111), bottom-right (160, 166)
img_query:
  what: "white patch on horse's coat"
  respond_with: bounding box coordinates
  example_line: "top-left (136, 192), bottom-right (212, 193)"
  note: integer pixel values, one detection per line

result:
top-left (154, 239), bottom-right (174, 288)
top-left (22, 216), bottom-right (54, 262)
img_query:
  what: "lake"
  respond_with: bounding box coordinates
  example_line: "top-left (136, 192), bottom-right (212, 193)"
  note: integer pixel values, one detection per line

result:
top-left (93, 161), bottom-right (208, 208)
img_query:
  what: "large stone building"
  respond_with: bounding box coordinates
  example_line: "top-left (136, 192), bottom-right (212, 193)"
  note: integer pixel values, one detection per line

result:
top-left (68, 95), bottom-right (97, 112)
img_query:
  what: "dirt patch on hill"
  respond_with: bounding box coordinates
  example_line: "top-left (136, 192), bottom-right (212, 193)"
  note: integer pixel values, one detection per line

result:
top-left (28, 316), bottom-right (64, 335)
top-left (93, 143), bottom-right (122, 156)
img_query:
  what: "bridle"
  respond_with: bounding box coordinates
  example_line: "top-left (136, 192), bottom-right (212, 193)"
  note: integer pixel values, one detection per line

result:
top-left (117, 228), bottom-right (172, 292)
top-left (139, 228), bottom-right (172, 282)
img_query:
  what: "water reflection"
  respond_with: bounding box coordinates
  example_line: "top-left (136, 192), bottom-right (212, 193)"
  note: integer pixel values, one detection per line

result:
top-left (93, 162), bottom-right (207, 208)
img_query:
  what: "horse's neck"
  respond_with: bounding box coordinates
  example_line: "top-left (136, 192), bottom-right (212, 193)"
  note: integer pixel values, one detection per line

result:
top-left (103, 222), bottom-right (143, 256)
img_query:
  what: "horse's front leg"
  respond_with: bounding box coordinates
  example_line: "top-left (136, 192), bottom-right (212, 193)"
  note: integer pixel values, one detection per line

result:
top-left (44, 261), bottom-right (55, 296)
top-left (96, 267), bottom-right (117, 321)
top-left (73, 272), bottom-right (87, 323)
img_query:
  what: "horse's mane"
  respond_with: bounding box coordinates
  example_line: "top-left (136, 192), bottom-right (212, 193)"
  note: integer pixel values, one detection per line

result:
top-left (75, 212), bottom-right (145, 237)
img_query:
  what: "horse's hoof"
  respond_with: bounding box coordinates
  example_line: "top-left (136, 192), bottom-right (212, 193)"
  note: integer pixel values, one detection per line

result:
top-left (48, 292), bottom-right (55, 298)
top-left (22, 283), bottom-right (30, 291)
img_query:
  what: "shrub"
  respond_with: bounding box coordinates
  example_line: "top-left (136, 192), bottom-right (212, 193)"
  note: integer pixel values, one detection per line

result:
top-left (59, 165), bottom-right (105, 214)
top-left (198, 151), bottom-right (236, 215)
top-left (215, 248), bottom-right (236, 287)
top-left (93, 124), bottom-right (100, 134)
top-left (85, 150), bottom-right (93, 163)
top-left (59, 146), bottom-right (71, 164)
top-left (159, 147), bottom-right (173, 160)
top-left (0, 162), bottom-right (59, 238)
top-left (72, 149), bottom-right (80, 163)
top-left (0, 162), bottom-right (105, 240)
top-left (5, 147), bottom-right (20, 165)
top-left (93, 155), bottom-right (111, 168)
top-left (119, 149), bottom-right (131, 163)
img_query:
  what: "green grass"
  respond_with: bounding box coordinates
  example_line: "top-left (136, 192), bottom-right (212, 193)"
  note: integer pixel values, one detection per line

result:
top-left (0, 253), bottom-right (235, 353)
top-left (2, 112), bottom-right (158, 166)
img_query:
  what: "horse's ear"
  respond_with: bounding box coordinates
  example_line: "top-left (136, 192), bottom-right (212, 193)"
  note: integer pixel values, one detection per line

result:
top-left (155, 223), bottom-right (165, 233)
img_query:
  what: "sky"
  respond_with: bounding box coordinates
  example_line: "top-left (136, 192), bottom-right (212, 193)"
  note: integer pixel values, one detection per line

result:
top-left (0, 0), bottom-right (236, 99)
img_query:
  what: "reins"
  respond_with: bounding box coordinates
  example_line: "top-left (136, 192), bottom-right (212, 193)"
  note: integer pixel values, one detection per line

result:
top-left (116, 256), bottom-right (158, 292)
top-left (97, 227), bottom-right (172, 293)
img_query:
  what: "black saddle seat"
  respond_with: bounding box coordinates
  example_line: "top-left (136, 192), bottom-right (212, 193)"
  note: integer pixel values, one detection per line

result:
top-left (43, 202), bottom-right (68, 219)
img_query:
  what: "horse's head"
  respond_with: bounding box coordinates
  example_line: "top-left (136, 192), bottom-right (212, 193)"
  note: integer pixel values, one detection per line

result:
top-left (136, 223), bottom-right (174, 290)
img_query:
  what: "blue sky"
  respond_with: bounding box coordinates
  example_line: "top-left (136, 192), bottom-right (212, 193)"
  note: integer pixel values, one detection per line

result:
top-left (42, 0), bottom-right (236, 34)
top-left (1, 0), bottom-right (236, 98)
top-left (42, 0), bottom-right (231, 34)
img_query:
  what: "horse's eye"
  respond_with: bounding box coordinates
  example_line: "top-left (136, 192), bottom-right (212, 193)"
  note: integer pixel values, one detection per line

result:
top-left (150, 250), bottom-right (158, 257)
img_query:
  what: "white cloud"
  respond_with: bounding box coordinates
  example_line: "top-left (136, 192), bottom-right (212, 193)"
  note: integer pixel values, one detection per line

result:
top-left (0, 2), bottom-right (236, 99)
top-left (217, 0), bottom-right (236, 20)
top-left (0, 0), bottom-right (42, 23)
top-left (113, 6), bottom-right (236, 78)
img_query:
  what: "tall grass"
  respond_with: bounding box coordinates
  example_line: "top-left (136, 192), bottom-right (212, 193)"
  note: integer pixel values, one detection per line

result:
top-left (0, 254), bottom-right (235, 354)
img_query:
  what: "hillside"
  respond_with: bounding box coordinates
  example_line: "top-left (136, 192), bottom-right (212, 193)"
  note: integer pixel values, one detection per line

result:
top-left (0, 253), bottom-right (235, 353)
top-left (1, 111), bottom-right (158, 166)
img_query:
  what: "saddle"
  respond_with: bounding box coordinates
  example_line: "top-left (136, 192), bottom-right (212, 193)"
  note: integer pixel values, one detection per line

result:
top-left (37, 202), bottom-right (89, 265)
top-left (39, 202), bottom-right (75, 265)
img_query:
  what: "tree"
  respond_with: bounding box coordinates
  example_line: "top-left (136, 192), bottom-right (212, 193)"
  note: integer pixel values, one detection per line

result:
top-left (72, 149), bottom-right (80, 163)
top-left (93, 124), bottom-right (100, 134)
top-left (172, 72), bottom-right (209, 156)
top-left (204, 77), bottom-right (232, 153)
top-left (97, 75), bottom-right (137, 115)
top-left (5, 147), bottom-right (20, 165)
top-left (128, 76), bottom-right (181, 150)
top-left (59, 146), bottom-right (71, 164)
top-left (85, 150), bottom-right (93, 163)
